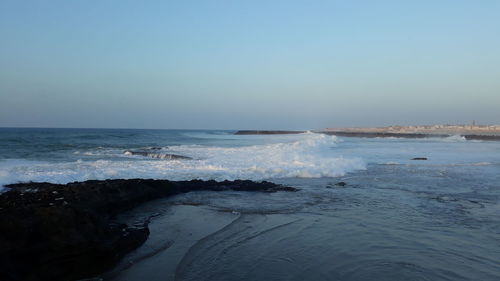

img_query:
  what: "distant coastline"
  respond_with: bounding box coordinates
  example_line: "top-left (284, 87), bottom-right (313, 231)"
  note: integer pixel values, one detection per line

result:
top-left (234, 124), bottom-right (500, 141)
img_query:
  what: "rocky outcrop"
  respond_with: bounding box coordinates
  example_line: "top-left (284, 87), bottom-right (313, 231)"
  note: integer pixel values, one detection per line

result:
top-left (123, 151), bottom-right (192, 160)
top-left (235, 129), bottom-right (500, 141)
top-left (0, 179), bottom-right (297, 281)
top-left (463, 135), bottom-right (500, 141)
top-left (234, 130), bottom-right (305, 135)
top-left (321, 131), bottom-right (449, 139)
top-left (321, 131), bottom-right (500, 141)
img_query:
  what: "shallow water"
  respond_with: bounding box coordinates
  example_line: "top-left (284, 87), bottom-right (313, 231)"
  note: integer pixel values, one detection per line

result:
top-left (1, 128), bottom-right (499, 280)
top-left (109, 163), bottom-right (500, 280)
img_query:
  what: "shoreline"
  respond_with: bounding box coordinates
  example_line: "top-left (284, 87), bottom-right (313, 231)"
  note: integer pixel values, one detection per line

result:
top-left (0, 179), bottom-right (297, 281)
top-left (320, 131), bottom-right (500, 141)
top-left (319, 124), bottom-right (500, 140)
top-left (106, 204), bottom-right (239, 281)
top-left (234, 130), bottom-right (306, 135)
top-left (233, 130), bottom-right (500, 141)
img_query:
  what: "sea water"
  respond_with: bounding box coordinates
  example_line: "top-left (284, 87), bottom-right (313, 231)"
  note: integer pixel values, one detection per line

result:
top-left (1, 128), bottom-right (499, 280)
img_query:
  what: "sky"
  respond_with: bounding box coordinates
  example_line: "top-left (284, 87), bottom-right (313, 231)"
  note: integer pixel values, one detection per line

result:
top-left (0, 0), bottom-right (499, 130)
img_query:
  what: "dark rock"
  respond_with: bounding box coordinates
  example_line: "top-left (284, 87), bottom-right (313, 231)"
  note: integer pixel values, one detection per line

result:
top-left (320, 131), bottom-right (500, 141)
top-left (0, 179), bottom-right (297, 281)
top-left (234, 130), bottom-right (306, 135)
top-left (326, 182), bottom-right (347, 188)
top-left (411, 157), bottom-right (428, 160)
top-left (124, 151), bottom-right (192, 160)
top-left (320, 131), bottom-right (449, 139)
top-left (463, 135), bottom-right (500, 141)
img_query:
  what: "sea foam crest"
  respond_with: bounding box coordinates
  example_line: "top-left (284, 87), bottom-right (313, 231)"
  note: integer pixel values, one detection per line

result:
top-left (442, 135), bottom-right (467, 142)
top-left (0, 133), bottom-right (366, 186)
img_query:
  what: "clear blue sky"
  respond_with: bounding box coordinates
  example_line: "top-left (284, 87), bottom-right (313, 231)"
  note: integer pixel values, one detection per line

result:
top-left (1, 0), bottom-right (499, 129)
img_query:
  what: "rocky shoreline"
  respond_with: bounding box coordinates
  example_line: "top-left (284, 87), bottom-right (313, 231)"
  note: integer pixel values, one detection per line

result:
top-left (234, 130), bottom-right (306, 135)
top-left (234, 130), bottom-right (500, 141)
top-left (318, 124), bottom-right (500, 140)
top-left (0, 179), bottom-right (297, 281)
top-left (320, 131), bottom-right (500, 140)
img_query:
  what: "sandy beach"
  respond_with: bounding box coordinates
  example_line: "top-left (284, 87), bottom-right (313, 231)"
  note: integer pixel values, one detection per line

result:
top-left (107, 204), bottom-right (238, 281)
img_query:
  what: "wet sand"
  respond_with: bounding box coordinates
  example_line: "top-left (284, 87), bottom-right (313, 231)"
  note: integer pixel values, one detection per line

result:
top-left (0, 179), bottom-right (296, 281)
top-left (106, 203), bottom-right (238, 281)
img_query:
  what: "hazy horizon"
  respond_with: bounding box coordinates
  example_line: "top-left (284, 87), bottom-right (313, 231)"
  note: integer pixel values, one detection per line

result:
top-left (1, 122), bottom-right (499, 132)
top-left (1, 1), bottom-right (499, 130)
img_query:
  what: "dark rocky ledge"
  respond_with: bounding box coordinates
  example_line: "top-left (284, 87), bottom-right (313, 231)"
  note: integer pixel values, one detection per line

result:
top-left (462, 134), bottom-right (500, 141)
top-left (0, 179), bottom-right (297, 281)
top-left (320, 131), bottom-right (449, 139)
top-left (234, 130), bottom-right (306, 135)
top-left (320, 131), bottom-right (500, 141)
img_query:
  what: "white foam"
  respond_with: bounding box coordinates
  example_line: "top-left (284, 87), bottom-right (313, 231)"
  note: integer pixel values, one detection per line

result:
top-left (449, 162), bottom-right (496, 167)
top-left (472, 162), bottom-right (494, 166)
top-left (0, 133), bottom-right (366, 186)
top-left (442, 135), bottom-right (467, 142)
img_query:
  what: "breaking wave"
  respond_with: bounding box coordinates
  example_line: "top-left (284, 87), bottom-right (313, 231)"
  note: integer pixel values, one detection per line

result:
top-left (0, 133), bottom-right (365, 187)
top-left (442, 135), bottom-right (467, 142)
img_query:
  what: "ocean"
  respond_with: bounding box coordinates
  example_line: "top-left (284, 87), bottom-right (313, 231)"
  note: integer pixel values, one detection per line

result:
top-left (1, 128), bottom-right (500, 280)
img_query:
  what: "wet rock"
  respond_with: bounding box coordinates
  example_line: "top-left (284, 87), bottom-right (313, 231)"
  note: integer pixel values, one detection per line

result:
top-left (123, 151), bottom-right (192, 160)
top-left (326, 182), bottom-right (347, 188)
top-left (463, 135), bottom-right (500, 141)
top-left (411, 157), bottom-right (428, 160)
top-left (321, 131), bottom-right (445, 139)
top-left (234, 130), bottom-right (305, 135)
top-left (0, 179), bottom-right (297, 281)
top-left (434, 195), bottom-right (457, 203)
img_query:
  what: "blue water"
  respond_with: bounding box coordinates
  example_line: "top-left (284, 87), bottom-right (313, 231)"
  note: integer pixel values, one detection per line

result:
top-left (1, 128), bottom-right (500, 280)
